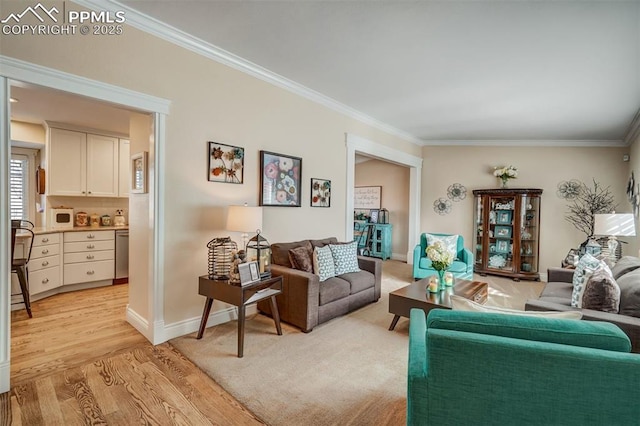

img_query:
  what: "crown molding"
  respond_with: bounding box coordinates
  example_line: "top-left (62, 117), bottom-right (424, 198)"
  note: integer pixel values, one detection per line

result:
top-left (623, 108), bottom-right (640, 146)
top-left (420, 139), bottom-right (627, 147)
top-left (73, 0), bottom-right (423, 146)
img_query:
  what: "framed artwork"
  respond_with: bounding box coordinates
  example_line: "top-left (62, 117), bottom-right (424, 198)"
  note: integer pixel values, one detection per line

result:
top-left (310, 178), bottom-right (331, 207)
top-left (260, 151), bottom-right (302, 207)
top-left (494, 225), bottom-right (512, 238)
top-left (496, 210), bottom-right (512, 225)
top-left (131, 151), bottom-right (148, 194)
top-left (208, 142), bottom-right (244, 184)
top-left (495, 239), bottom-right (510, 253)
top-left (354, 186), bottom-right (382, 209)
top-left (369, 209), bottom-right (380, 223)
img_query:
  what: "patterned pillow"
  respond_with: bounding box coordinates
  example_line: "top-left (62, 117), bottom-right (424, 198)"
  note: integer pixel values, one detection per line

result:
top-left (288, 246), bottom-right (313, 273)
top-left (581, 269), bottom-right (620, 313)
top-left (426, 233), bottom-right (458, 258)
top-left (329, 241), bottom-right (361, 275)
top-left (313, 245), bottom-right (335, 282)
top-left (571, 253), bottom-right (611, 308)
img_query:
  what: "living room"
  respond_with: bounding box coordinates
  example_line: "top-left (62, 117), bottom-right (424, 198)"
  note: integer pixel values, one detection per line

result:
top-left (2, 0), bottom-right (640, 423)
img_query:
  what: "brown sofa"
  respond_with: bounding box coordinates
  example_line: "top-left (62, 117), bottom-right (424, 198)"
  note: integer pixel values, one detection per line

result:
top-left (525, 259), bottom-right (640, 353)
top-left (257, 237), bottom-right (382, 332)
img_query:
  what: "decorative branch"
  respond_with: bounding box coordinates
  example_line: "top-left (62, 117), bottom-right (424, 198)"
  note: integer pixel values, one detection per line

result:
top-left (565, 179), bottom-right (617, 238)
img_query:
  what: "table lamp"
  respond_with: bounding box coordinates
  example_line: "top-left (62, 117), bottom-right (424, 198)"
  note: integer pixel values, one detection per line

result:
top-left (226, 204), bottom-right (263, 249)
top-left (593, 213), bottom-right (636, 263)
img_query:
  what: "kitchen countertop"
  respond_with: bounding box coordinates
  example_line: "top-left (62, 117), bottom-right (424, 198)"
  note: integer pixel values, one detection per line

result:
top-left (32, 226), bottom-right (129, 235)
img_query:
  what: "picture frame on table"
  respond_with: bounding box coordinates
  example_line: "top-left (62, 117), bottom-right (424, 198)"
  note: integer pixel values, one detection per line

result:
top-left (131, 151), bottom-right (148, 194)
top-left (495, 239), bottom-right (510, 253)
top-left (496, 210), bottom-right (512, 225)
top-left (494, 225), bottom-right (512, 238)
top-left (239, 261), bottom-right (261, 286)
top-left (260, 151), bottom-right (302, 207)
top-left (207, 141), bottom-right (244, 184)
top-left (369, 209), bottom-right (380, 223)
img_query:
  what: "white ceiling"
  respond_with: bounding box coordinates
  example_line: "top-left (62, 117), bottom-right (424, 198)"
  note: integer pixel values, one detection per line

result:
top-left (115, 0), bottom-right (640, 145)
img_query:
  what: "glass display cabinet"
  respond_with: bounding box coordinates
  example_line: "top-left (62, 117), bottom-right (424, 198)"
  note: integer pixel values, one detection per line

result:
top-left (473, 188), bottom-right (543, 281)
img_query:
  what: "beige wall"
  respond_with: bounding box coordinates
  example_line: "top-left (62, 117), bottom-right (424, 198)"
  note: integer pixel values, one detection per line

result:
top-left (0, 9), bottom-right (419, 326)
top-left (422, 145), bottom-right (631, 274)
top-left (10, 121), bottom-right (45, 145)
top-left (355, 159), bottom-right (410, 259)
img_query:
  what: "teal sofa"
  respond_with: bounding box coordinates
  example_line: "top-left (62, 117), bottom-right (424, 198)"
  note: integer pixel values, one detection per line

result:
top-left (408, 309), bottom-right (640, 426)
top-left (412, 233), bottom-right (473, 280)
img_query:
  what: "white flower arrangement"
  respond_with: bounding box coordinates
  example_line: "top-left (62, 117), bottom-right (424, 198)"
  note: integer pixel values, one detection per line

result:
top-left (425, 241), bottom-right (454, 271)
top-left (493, 165), bottom-right (518, 179)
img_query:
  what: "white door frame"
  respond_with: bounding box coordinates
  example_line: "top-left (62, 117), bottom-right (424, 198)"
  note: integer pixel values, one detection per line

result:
top-left (345, 133), bottom-right (422, 263)
top-left (0, 56), bottom-right (171, 393)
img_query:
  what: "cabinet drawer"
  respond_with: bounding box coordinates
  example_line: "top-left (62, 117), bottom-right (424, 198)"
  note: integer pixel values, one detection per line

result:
top-left (64, 250), bottom-right (114, 264)
top-left (29, 255), bottom-right (60, 272)
top-left (31, 244), bottom-right (61, 260)
top-left (64, 260), bottom-right (114, 285)
top-left (64, 240), bottom-right (115, 253)
top-left (33, 233), bottom-right (60, 246)
top-left (30, 266), bottom-right (62, 295)
top-left (64, 230), bottom-right (114, 242)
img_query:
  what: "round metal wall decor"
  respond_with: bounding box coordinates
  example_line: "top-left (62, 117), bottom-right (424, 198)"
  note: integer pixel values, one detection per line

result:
top-left (433, 198), bottom-right (452, 215)
top-left (557, 180), bottom-right (582, 199)
top-left (447, 183), bottom-right (467, 202)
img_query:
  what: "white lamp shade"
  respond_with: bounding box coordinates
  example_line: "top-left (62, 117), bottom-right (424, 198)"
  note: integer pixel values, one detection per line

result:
top-left (226, 205), bottom-right (263, 233)
top-left (593, 214), bottom-right (636, 237)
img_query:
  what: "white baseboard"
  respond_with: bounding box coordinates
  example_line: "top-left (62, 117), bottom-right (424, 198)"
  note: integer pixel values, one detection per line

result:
top-left (0, 360), bottom-right (9, 393)
top-left (391, 253), bottom-right (407, 262)
top-left (126, 305), bottom-right (150, 340)
top-left (162, 305), bottom-right (257, 342)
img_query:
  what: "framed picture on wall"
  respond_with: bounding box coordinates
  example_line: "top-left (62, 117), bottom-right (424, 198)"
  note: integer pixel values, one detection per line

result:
top-left (208, 141), bottom-right (244, 184)
top-left (260, 151), bottom-right (302, 207)
top-left (310, 178), bottom-right (331, 207)
top-left (131, 151), bottom-right (148, 194)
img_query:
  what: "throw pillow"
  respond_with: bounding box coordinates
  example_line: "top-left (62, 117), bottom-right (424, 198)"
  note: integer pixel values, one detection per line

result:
top-left (571, 253), bottom-right (611, 308)
top-left (611, 256), bottom-right (640, 280)
top-left (426, 233), bottom-right (458, 258)
top-left (450, 295), bottom-right (583, 319)
top-left (288, 246), bottom-right (313, 273)
top-left (329, 241), bottom-right (361, 275)
top-left (615, 268), bottom-right (640, 318)
top-left (581, 269), bottom-right (621, 313)
top-left (313, 245), bottom-right (335, 282)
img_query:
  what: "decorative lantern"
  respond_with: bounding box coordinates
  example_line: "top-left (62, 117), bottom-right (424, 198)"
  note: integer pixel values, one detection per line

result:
top-left (207, 237), bottom-right (238, 280)
top-left (379, 208), bottom-right (389, 224)
top-left (246, 231), bottom-right (271, 279)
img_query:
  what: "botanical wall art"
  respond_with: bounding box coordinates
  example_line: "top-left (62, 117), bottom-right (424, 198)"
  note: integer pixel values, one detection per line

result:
top-left (447, 183), bottom-right (467, 201)
top-left (208, 142), bottom-right (244, 184)
top-left (433, 198), bottom-right (452, 215)
top-left (556, 179), bottom-right (582, 199)
top-left (311, 178), bottom-right (331, 207)
top-left (260, 150), bottom-right (302, 207)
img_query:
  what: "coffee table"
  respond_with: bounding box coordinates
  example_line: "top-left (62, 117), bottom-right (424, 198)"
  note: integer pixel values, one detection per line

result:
top-left (388, 278), bottom-right (488, 331)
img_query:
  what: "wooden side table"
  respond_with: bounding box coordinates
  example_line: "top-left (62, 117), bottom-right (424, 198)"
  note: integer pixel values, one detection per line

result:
top-left (197, 275), bottom-right (283, 357)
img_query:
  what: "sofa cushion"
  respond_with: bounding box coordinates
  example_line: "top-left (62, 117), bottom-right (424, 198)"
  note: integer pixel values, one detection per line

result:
top-left (318, 276), bottom-right (350, 305)
top-left (582, 269), bottom-right (620, 313)
top-left (617, 268), bottom-right (640, 318)
top-left (538, 282), bottom-right (573, 306)
top-left (288, 246), bottom-right (313, 273)
top-left (611, 256), bottom-right (640, 280)
top-left (329, 241), bottom-right (361, 275)
top-left (271, 240), bottom-right (312, 268)
top-left (450, 295), bottom-right (583, 319)
top-left (313, 245), bottom-right (336, 282)
top-left (339, 270), bottom-right (374, 294)
top-left (571, 253), bottom-right (610, 308)
top-left (426, 233), bottom-right (458, 258)
top-left (418, 258), bottom-right (467, 273)
top-left (310, 237), bottom-right (338, 248)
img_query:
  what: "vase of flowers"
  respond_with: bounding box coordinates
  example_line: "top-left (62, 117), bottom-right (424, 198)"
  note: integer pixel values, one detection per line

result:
top-left (493, 165), bottom-right (518, 188)
top-left (426, 241), bottom-right (454, 291)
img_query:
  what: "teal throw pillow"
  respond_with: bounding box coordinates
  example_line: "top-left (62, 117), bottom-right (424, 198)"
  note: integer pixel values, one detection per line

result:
top-left (313, 245), bottom-right (335, 282)
top-left (329, 241), bottom-right (361, 275)
top-left (571, 253), bottom-right (611, 308)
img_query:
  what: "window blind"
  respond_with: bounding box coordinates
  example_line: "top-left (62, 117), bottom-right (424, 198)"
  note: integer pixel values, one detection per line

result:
top-left (10, 155), bottom-right (28, 220)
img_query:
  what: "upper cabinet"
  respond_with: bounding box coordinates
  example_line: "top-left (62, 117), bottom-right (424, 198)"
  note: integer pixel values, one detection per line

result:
top-left (48, 127), bottom-right (121, 197)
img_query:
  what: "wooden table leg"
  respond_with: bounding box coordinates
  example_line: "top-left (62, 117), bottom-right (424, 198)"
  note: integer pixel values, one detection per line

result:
top-left (237, 305), bottom-right (246, 358)
top-left (197, 298), bottom-right (214, 339)
top-left (270, 295), bottom-right (283, 336)
top-left (388, 314), bottom-right (401, 331)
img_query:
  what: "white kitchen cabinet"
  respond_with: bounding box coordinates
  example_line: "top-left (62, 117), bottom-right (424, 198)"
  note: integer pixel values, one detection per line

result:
top-left (118, 139), bottom-right (130, 197)
top-left (49, 128), bottom-right (119, 197)
top-left (63, 230), bottom-right (115, 285)
top-left (28, 233), bottom-right (63, 296)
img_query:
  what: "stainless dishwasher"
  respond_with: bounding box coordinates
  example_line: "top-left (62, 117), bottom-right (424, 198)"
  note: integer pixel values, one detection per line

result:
top-left (115, 230), bottom-right (129, 281)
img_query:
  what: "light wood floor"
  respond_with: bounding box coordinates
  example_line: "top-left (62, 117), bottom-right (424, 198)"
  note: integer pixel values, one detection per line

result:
top-left (4, 284), bottom-right (264, 425)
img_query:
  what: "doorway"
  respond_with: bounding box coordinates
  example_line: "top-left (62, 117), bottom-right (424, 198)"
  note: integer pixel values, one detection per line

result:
top-left (0, 57), bottom-right (170, 393)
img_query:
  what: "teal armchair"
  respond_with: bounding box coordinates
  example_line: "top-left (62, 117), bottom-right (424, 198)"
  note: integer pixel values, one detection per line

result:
top-left (412, 233), bottom-right (473, 280)
top-left (408, 309), bottom-right (640, 426)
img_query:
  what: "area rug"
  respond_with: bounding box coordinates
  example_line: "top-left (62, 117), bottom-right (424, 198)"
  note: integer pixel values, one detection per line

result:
top-left (170, 261), bottom-right (544, 426)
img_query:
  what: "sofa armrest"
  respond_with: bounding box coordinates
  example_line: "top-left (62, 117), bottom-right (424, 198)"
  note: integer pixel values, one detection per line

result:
top-left (407, 308), bottom-right (430, 423)
top-left (547, 267), bottom-right (574, 283)
top-left (268, 264), bottom-right (320, 332)
top-left (358, 256), bottom-right (382, 300)
top-left (460, 248), bottom-right (474, 270)
top-left (413, 244), bottom-right (422, 268)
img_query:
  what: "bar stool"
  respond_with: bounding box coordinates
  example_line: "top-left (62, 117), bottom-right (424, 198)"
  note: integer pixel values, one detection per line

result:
top-left (11, 220), bottom-right (35, 318)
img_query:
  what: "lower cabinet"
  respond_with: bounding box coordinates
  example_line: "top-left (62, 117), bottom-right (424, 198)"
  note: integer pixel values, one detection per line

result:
top-left (29, 232), bottom-right (63, 295)
top-left (63, 230), bottom-right (115, 285)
